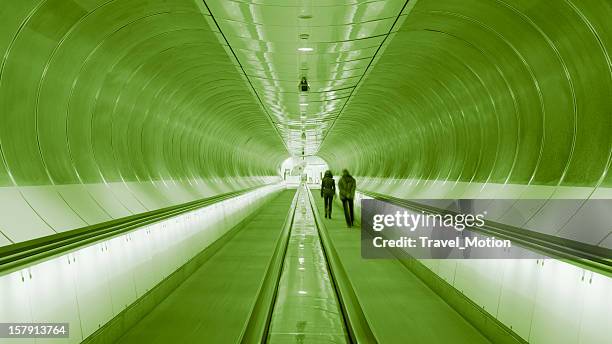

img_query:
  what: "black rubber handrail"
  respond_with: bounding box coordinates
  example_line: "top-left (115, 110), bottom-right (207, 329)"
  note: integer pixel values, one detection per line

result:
top-left (0, 185), bottom-right (265, 275)
top-left (360, 190), bottom-right (612, 277)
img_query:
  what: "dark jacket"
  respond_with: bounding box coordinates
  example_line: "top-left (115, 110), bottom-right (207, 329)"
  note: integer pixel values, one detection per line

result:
top-left (321, 176), bottom-right (335, 197)
top-left (338, 174), bottom-right (356, 199)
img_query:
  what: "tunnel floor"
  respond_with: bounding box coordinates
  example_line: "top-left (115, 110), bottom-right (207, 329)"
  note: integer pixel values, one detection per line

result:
top-left (115, 188), bottom-right (490, 343)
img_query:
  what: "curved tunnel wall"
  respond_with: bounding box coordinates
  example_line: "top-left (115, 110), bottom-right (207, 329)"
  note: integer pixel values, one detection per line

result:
top-left (0, 0), bottom-right (610, 248)
top-left (0, 0), bottom-right (288, 245)
top-left (320, 0), bottom-right (611, 199)
top-left (0, 2), bottom-right (609, 342)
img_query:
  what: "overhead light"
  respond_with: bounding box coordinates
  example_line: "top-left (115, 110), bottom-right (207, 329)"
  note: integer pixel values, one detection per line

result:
top-left (299, 103), bottom-right (308, 106)
top-left (298, 47), bottom-right (313, 52)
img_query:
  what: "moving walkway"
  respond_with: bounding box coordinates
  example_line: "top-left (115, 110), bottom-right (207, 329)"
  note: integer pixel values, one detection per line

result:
top-left (1, 184), bottom-right (608, 343)
top-left (115, 189), bottom-right (298, 343)
top-left (95, 185), bottom-right (496, 343)
top-left (114, 187), bottom-right (354, 343)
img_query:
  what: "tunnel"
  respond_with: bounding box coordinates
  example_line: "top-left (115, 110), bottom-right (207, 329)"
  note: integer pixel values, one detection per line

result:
top-left (0, 0), bottom-right (610, 343)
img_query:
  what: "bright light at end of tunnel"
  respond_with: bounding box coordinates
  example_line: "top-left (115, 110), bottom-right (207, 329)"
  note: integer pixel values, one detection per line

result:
top-left (298, 47), bottom-right (313, 52)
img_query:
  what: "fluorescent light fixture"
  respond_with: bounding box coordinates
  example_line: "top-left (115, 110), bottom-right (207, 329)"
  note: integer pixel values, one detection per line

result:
top-left (298, 290), bottom-right (307, 295)
top-left (298, 47), bottom-right (313, 52)
top-left (300, 103), bottom-right (308, 106)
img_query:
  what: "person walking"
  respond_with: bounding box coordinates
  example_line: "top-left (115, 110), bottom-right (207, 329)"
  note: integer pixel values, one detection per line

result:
top-left (338, 169), bottom-right (356, 227)
top-left (321, 170), bottom-right (335, 218)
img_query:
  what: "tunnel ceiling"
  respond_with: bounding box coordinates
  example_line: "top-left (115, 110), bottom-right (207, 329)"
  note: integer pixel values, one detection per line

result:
top-left (206, 0), bottom-right (409, 157)
top-left (0, 0), bottom-right (289, 188)
top-left (0, 0), bottom-right (611, 194)
top-left (318, 0), bottom-right (611, 193)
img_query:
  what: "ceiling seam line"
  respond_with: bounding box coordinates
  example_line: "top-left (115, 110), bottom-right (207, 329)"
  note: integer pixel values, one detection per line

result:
top-left (316, 0), bottom-right (412, 154)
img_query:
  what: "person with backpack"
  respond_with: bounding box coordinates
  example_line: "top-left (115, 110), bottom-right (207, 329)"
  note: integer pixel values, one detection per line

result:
top-left (338, 169), bottom-right (356, 227)
top-left (320, 170), bottom-right (336, 218)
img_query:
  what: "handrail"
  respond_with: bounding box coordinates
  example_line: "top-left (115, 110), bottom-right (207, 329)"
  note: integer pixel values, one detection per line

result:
top-left (0, 185), bottom-right (267, 275)
top-left (305, 185), bottom-right (378, 344)
top-left (359, 190), bottom-right (612, 277)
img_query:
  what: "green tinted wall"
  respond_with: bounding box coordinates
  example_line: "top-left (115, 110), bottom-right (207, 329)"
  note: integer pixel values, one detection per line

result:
top-left (1, 0), bottom-right (609, 191)
top-left (319, 0), bottom-right (611, 191)
top-left (0, 0), bottom-right (286, 188)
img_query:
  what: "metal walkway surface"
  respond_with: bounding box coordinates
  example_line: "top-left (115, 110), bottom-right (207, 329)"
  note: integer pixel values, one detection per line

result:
top-left (310, 191), bottom-right (490, 344)
top-left (116, 190), bottom-right (296, 344)
top-left (267, 186), bottom-right (348, 343)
